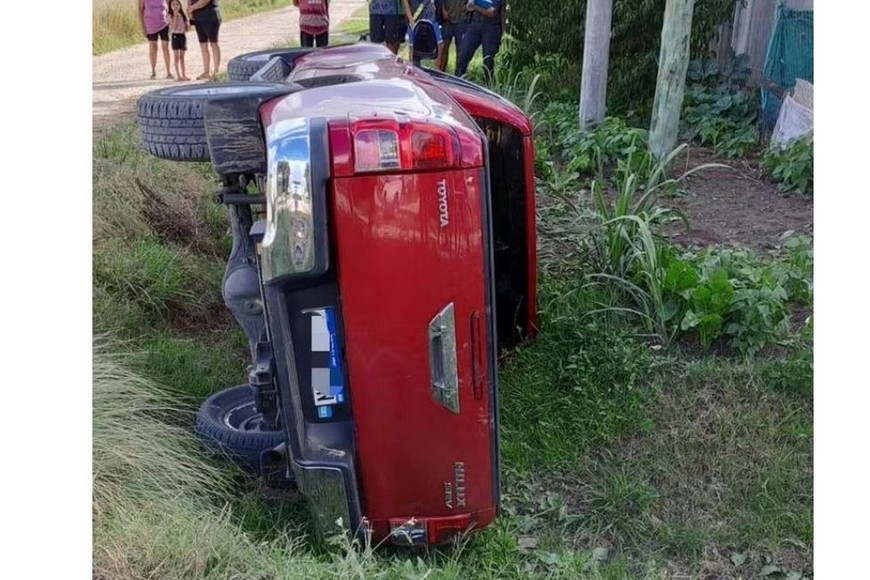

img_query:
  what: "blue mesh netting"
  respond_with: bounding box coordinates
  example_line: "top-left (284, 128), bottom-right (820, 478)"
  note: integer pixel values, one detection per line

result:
top-left (760, 2), bottom-right (814, 131)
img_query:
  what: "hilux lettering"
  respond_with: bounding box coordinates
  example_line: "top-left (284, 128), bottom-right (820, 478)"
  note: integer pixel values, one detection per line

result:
top-left (454, 461), bottom-right (466, 508)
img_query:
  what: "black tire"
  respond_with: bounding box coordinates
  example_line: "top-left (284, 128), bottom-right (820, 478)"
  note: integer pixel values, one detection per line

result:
top-left (227, 48), bottom-right (315, 81)
top-left (136, 82), bottom-right (292, 163)
top-left (195, 385), bottom-right (286, 473)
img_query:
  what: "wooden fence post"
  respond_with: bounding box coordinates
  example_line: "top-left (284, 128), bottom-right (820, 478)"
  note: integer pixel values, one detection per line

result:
top-left (649, 0), bottom-right (695, 163)
top-left (578, 0), bottom-right (615, 131)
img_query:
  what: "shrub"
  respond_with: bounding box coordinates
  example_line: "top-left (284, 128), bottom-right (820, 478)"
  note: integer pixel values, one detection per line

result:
top-left (537, 104), bottom-right (652, 181)
top-left (681, 56), bottom-right (759, 157)
top-left (762, 137), bottom-right (814, 194)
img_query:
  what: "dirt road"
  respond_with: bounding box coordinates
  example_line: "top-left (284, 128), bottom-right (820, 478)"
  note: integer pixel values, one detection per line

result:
top-left (93, 0), bottom-right (366, 128)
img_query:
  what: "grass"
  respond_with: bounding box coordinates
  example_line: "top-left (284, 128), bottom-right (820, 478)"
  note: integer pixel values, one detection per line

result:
top-left (499, 278), bottom-right (652, 471)
top-left (333, 4), bottom-right (369, 43)
top-left (93, 87), bottom-right (812, 577)
top-left (93, 0), bottom-right (294, 55)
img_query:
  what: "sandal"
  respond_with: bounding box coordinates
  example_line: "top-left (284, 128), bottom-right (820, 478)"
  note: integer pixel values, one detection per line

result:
top-left (196, 73), bottom-right (210, 80)
top-left (149, 71), bottom-right (156, 80)
top-left (166, 73), bottom-right (174, 79)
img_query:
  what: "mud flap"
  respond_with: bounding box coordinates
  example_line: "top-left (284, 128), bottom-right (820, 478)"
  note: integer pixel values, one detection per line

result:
top-left (203, 84), bottom-right (303, 175)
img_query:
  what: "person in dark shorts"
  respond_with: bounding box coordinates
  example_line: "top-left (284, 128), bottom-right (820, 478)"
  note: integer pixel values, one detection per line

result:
top-left (455, 0), bottom-right (502, 82)
top-left (169, 0), bottom-right (191, 81)
top-left (369, 0), bottom-right (407, 55)
top-left (293, 0), bottom-right (330, 47)
top-left (139, 0), bottom-right (173, 79)
top-left (188, 0), bottom-right (222, 79)
top-left (436, 0), bottom-right (467, 72)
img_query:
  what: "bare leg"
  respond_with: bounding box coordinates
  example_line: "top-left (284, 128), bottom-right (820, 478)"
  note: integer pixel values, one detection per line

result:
top-left (437, 38), bottom-right (451, 71)
top-left (161, 38), bottom-right (173, 78)
top-left (386, 41), bottom-right (400, 55)
top-left (180, 52), bottom-right (189, 80)
top-left (174, 50), bottom-right (181, 79)
top-left (198, 42), bottom-right (210, 79)
top-left (210, 42), bottom-right (221, 77)
top-left (148, 41), bottom-right (158, 78)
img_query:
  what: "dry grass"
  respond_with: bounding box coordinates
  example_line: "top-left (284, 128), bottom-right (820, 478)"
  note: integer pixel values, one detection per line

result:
top-left (92, 124), bottom-right (226, 253)
top-left (93, 0), bottom-right (141, 55)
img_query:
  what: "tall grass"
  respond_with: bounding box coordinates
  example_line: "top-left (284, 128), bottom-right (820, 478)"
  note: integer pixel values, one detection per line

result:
top-left (93, 0), bottom-right (294, 55)
top-left (93, 340), bottom-right (404, 579)
top-left (93, 0), bottom-right (141, 55)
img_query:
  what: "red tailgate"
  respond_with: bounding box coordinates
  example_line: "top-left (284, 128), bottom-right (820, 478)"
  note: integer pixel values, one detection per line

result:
top-left (332, 167), bottom-right (497, 543)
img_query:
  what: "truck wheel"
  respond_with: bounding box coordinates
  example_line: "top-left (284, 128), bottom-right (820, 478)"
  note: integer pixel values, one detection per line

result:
top-left (195, 384), bottom-right (285, 474)
top-left (227, 48), bottom-right (315, 81)
top-left (137, 82), bottom-right (292, 163)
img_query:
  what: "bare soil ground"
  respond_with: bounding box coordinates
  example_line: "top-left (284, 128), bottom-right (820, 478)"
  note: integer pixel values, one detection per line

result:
top-left (92, 0), bottom-right (366, 131)
top-left (665, 147), bottom-right (813, 250)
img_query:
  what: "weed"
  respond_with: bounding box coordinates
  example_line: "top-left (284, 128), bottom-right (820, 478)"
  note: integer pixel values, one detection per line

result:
top-left (583, 466), bottom-right (658, 546)
top-left (93, 124), bottom-right (225, 255)
top-left (762, 137), bottom-right (814, 194)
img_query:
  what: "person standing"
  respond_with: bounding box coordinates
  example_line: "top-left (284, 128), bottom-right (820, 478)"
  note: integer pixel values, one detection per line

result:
top-left (436, 0), bottom-right (467, 73)
top-left (293, 0), bottom-right (330, 47)
top-left (168, 0), bottom-right (190, 81)
top-left (368, 0), bottom-right (406, 55)
top-left (454, 0), bottom-right (502, 82)
top-left (402, 0), bottom-right (443, 67)
top-left (188, 0), bottom-right (222, 80)
top-left (139, 0), bottom-right (173, 79)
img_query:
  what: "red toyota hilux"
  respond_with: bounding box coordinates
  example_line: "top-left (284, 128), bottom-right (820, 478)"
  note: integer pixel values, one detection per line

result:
top-left (137, 43), bottom-right (536, 547)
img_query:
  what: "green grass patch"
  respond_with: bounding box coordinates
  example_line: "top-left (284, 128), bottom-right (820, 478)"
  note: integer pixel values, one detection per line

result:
top-left (140, 332), bottom-right (249, 401)
top-left (500, 278), bottom-right (652, 471)
top-left (334, 4), bottom-right (370, 43)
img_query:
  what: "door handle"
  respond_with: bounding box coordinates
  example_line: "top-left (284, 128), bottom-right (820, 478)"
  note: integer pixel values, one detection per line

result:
top-left (429, 302), bottom-right (459, 414)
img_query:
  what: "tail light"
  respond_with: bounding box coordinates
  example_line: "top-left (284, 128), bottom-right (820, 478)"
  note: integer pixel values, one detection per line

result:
top-left (350, 118), bottom-right (461, 173)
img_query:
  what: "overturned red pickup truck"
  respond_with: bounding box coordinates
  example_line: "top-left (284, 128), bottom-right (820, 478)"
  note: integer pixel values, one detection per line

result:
top-left (137, 42), bottom-right (536, 547)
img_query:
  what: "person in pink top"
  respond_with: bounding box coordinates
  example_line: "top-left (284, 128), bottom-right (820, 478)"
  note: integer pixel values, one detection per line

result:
top-left (168, 0), bottom-right (191, 81)
top-left (293, 0), bottom-right (329, 48)
top-left (139, 0), bottom-right (173, 79)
